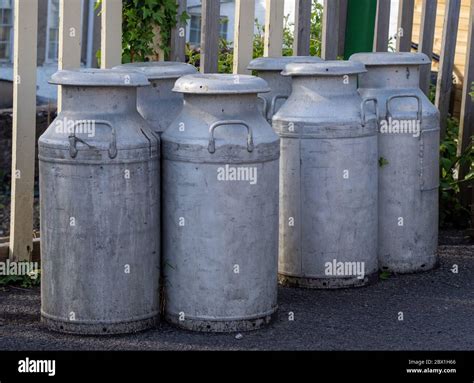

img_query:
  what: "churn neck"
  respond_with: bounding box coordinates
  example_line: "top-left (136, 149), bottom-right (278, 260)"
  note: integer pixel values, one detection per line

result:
top-left (291, 75), bottom-right (359, 96)
top-left (60, 87), bottom-right (139, 114)
top-left (358, 65), bottom-right (421, 89)
top-left (50, 69), bottom-right (149, 114)
top-left (148, 77), bottom-right (176, 94)
top-left (282, 61), bottom-right (365, 96)
top-left (349, 52), bottom-right (428, 90)
top-left (183, 93), bottom-right (261, 115)
top-left (173, 73), bottom-right (270, 115)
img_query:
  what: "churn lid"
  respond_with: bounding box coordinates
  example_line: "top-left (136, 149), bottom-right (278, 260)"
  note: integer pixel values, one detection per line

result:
top-left (247, 56), bottom-right (323, 71)
top-left (282, 60), bottom-right (366, 76)
top-left (173, 74), bottom-right (270, 94)
top-left (349, 52), bottom-right (430, 66)
top-left (49, 68), bottom-right (150, 87)
top-left (113, 61), bottom-right (198, 80)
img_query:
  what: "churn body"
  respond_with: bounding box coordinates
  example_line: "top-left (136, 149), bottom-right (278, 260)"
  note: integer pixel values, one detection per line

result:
top-left (161, 74), bottom-right (280, 332)
top-left (274, 62), bottom-right (379, 288)
top-left (350, 52), bottom-right (439, 273)
top-left (39, 69), bottom-right (160, 334)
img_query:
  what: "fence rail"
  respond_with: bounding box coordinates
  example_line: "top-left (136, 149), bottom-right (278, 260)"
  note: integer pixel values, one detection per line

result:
top-left (6, 0), bottom-right (474, 261)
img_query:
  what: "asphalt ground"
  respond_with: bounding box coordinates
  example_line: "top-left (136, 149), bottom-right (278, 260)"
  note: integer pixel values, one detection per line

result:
top-left (0, 232), bottom-right (473, 351)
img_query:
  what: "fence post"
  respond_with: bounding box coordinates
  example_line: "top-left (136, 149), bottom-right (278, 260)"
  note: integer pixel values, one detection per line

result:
top-left (322, 0), bottom-right (340, 60)
top-left (337, 0), bottom-right (348, 57)
top-left (264, 0), bottom-right (284, 57)
top-left (418, 0), bottom-right (437, 95)
top-left (293, 0), bottom-right (311, 56)
top-left (373, 0), bottom-right (391, 52)
top-left (435, 0), bottom-right (461, 138)
top-left (101, 0), bottom-right (122, 68)
top-left (58, 0), bottom-right (82, 112)
top-left (233, 0), bottom-right (255, 74)
top-left (9, 0), bottom-right (38, 262)
top-left (458, 0), bottom-right (474, 212)
top-left (170, 0), bottom-right (187, 62)
top-left (200, 0), bottom-right (220, 73)
top-left (396, 0), bottom-right (414, 52)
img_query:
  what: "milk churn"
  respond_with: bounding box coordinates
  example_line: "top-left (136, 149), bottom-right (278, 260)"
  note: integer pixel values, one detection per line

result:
top-left (39, 69), bottom-right (160, 334)
top-left (274, 61), bottom-right (379, 288)
top-left (247, 56), bottom-right (323, 121)
top-left (161, 74), bottom-right (280, 332)
top-left (114, 61), bottom-right (197, 134)
top-left (350, 52), bottom-right (439, 273)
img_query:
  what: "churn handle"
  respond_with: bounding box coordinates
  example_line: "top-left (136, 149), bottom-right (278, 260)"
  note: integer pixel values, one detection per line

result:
top-left (386, 94), bottom-right (423, 124)
top-left (208, 120), bottom-right (254, 154)
top-left (360, 97), bottom-right (379, 127)
top-left (257, 96), bottom-right (268, 118)
top-left (69, 120), bottom-right (117, 159)
top-left (269, 94), bottom-right (288, 119)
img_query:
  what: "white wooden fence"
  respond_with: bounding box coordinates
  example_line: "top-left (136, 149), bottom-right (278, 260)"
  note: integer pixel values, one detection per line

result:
top-left (4, 0), bottom-right (474, 262)
top-left (7, 0), bottom-right (122, 262)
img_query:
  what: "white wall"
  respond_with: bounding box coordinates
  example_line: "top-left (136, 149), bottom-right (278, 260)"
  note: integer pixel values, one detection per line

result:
top-left (389, 0), bottom-right (400, 40)
top-left (186, 0), bottom-right (237, 43)
top-left (221, 1), bottom-right (236, 42)
top-left (255, 0), bottom-right (266, 31)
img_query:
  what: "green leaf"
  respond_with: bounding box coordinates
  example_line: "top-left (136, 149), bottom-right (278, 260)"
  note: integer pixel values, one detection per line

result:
top-left (378, 157), bottom-right (389, 167)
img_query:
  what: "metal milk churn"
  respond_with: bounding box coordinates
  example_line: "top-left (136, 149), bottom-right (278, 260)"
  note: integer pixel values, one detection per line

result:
top-left (114, 61), bottom-right (197, 135)
top-left (161, 74), bottom-right (280, 332)
top-left (247, 56), bottom-right (323, 121)
top-left (39, 69), bottom-right (160, 334)
top-left (274, 61), bottom-right (379, 288)
top-left (350, 52), bottom-right (439, 273)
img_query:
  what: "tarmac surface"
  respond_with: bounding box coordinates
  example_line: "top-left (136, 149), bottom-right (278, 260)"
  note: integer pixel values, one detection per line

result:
top-left (0, 232), bottom-right (473, 351)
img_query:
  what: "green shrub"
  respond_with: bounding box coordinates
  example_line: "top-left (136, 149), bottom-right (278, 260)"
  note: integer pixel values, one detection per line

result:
top-left (439, 117), bottom-right (473, 227)
top-left (428, 85), bottom-right (474, 227)
top-left (0, 269), bottom-right (40, 288)
top-left (97, 0), bottom-right (186, 63)
top-left (122, 0), bottom-right (186, 62)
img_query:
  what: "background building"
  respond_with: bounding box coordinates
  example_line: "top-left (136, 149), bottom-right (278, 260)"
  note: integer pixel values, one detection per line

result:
top-left (0, 0), bottom-right (100, 102)
top-left (0, 0), bottom-right (410, 104)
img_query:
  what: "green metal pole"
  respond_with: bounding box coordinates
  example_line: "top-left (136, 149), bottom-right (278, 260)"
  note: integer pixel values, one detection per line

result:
top-left (343, 0), bottom-right (378, 59)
